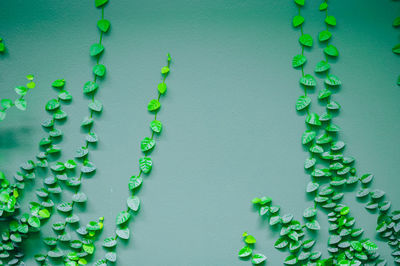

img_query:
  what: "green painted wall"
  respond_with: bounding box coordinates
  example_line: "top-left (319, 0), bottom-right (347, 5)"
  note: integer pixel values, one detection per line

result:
top-left (0, 0), bottom-right (399, 265)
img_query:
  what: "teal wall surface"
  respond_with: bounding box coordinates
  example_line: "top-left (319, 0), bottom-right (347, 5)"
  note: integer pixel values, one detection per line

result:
top-left (0, 0), bottom-right (399, 265)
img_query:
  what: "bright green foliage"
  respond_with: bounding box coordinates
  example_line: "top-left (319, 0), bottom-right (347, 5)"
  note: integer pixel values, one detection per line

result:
top-left (318, 30), bottom-right (332, 42)
top-left (97, 19), bottom-right (111, 32)
top-left (0, 75), bottom-right (35, 121)
top-left (90, 43), bottom-right (105, 56)
top-left (299, 34), bottom-right (313, 47)
top-left (292, 54), bottom-right (307, 68)
top-left (101, 54), bottom-right (173, 263)
top-left (293, 15), bottom-right (304, 27)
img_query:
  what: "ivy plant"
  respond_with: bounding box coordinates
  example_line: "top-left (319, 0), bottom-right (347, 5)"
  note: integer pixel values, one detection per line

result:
top-left (0, 79), bottom-right (72, 265)
top-left (0, 75), bottom-right (35, 122)
top-left (238, 232), bottom-right (267, 265)
top-left (97, 53), bottom-right (172, 265)
top-left (32, 1), bottom-right (112, 264)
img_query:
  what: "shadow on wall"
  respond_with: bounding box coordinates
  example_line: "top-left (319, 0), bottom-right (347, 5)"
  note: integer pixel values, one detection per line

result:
top-left (0, 126), bottom-right (33, 149)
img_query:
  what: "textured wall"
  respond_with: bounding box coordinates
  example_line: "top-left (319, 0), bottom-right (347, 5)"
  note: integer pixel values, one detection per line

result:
top-left (0, 0), bottom-right (399, 265)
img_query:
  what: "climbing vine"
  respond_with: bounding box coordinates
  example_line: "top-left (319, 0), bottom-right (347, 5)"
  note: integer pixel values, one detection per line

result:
top-left (0, 75), bottom-right (35, 122)
top-left (0, 79), bottom-right (71, 265)
top-left (32, 0), bottom-right (112, 264)
top-left (97, 53), bottom-right (172, 265)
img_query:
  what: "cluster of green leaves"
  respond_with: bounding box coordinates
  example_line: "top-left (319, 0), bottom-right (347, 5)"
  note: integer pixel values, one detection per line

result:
top-left (295, 0), bottom-right (399, 264)
top-left (96, 54), bottom-right (171, 265)
top-left (324, 204), bottom-right (384, 264)
top-left (248, 197), bottom-right (324, 265)
top-left (0, 75), bottom-right (35, 121)
top-left (33, 1), bottom-right (112, 264)
top-left (392, 15), bottom-right (400, 85)
top-left (238, 232), bottom-right (267, 265)
top-left (34, 217), bottom-right (105, 265)
top-left (357, 185), bottom-right (400, 263)
top-left (0, 79), bottom-right (72, 265)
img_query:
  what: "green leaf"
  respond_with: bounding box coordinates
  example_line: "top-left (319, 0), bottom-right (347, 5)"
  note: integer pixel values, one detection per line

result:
top-left (324, 45), bottom-right (339, 57)
top-left (139, 157), bottom-right (152, 173)
top-left (15, 86), bottom-right (28, 96)
top-left (128, 175), bottom-right (143, 190)
top-left (319, 2), bottom-right (328, 10)
top-left (327, 101), bottom-right (341, 111)
top-left (83, 244), bottom-right (94, 254)
top-left (360, 173), bottom-right (373, 184)
top-left (325, 75), bottom-right (341, 86)
top-left (362, 240), bottom-right (378, 252)
top-left (48, 248), bottom-right (63, 258)
top-left (306, 113), bottom-right (321, 126)
top-left (116, 210), bottom-right (131, 225)
top-left (304, 157), bottom-right (316, 169)
top-left (103, 237), bottom-right (117, 248)
top-left (97, 19), bottom-right (110, 32)
top-left (161, 66), bottom-right (170, 74)
top-left (52, 79), bottom-right (65, 88)
top-left (296, 95), bottom-right (311, 111)
top-left (306, 219), bottom-right (320, 230)
top-left (90, 43), bottom-right (104, 57)
top-left (315, 60), bottom-right (330, 72)
top-left (83, 81), bottom-right (99, 94)
top-left (141, 137), bottom-right (156, 152)
top-left (292, 54), bottom-right (307, 68)
top-left (393, 17), bottom-right (400, 27)
top-left (95, 0), bottom-right (108, 7)
top-left (300, 74), bottom-right (316, 87)
top-left (319, 30), bottom-right (332, 42)
top-left (318, 88), bottom-right (332, 99)
top-left (116, 227), bottom-right (130, 239)
top-left (58, 90), bottom-right (72, 101)
top-left (294, 0), bottom-right (304, 6)
top-left (46, 99), bottom-right (60, 111)
top-left (284, 255), bottom-right (298, 265)
top-left (392, 44), bottom-right (400, 54)
top-left (303, 207), bottom-right (317, 218)
top-left (1, 99), bottom-right (13, 109)
top-left (28, 216), bottom-right (40, 228)
top-left (53, 109), bottom-right (67, 120)
top-left (88, 99), bottom-right (103, 112)
top-left (350, 241), bottom-right (362, 252)
top-left (127, 196), bottom-right (140, 211)
top-left (238, 246), bottom-right (252, 258)
top-left (299, 34), bottom-right (313, 47)
top-left (306, 182), bottom-right (319, 193)
top-left (325, 124), bottom-right (340, 132)
top-left (293, 15), bottom-right (305, 27)
top-left (328, 234), bottom-right (341, 245)
top-left (93, 64), bottom-right (106, 77)
top-left (105, 252), bottom-right (117, 262)
top-left (158, 82), bottom-right (167, 94)
top-left (148, 99), bottom-right (161, 111)
top-left (245, 235), bottom-right (256, 244)
top-left (275, 238), bottom-right (289, 249)
top-left (302, 130), bottom-right (316, 145)
top-left (325, 16), bottom-right (337, 26)
top-left (150, 120), bottom-right (162, 133)
top-left (72, 192), bottom-right (88, 203)
top-left (251, 254), bottom-right (267, 264)
top-left (15, 99), bottom-right (27, 110)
